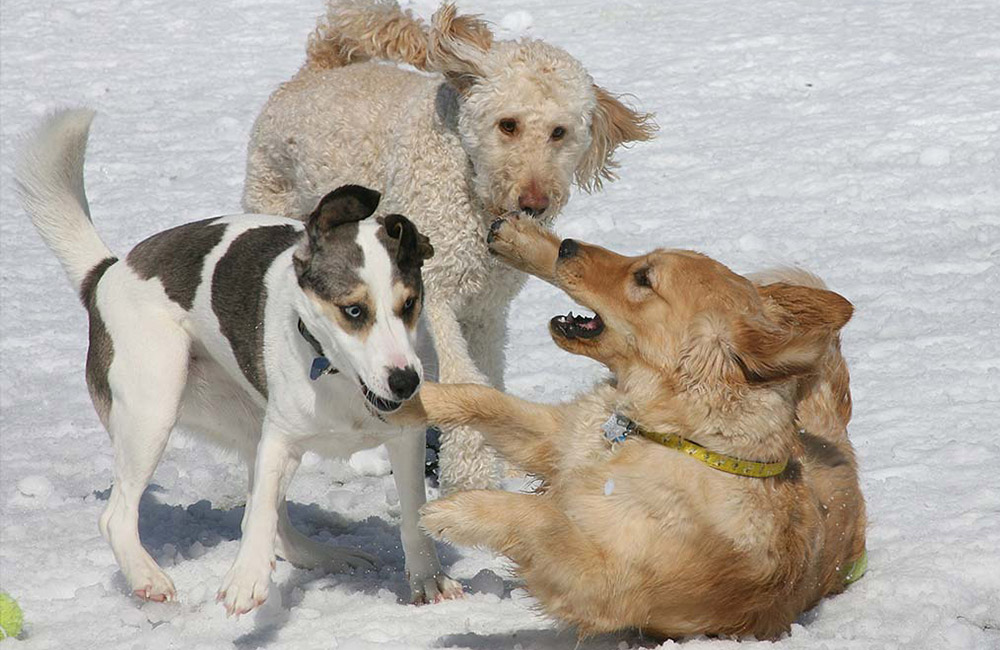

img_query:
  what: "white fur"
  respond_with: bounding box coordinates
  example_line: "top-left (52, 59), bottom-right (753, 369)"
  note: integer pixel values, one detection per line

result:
top-left (243, 1), bottom-right (654, 491)
top-left (16, 110), bottom-right (461, 615)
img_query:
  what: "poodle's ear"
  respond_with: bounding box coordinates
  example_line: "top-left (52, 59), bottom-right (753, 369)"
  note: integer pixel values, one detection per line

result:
top-left (306, 184), bottom-right (381, 244)
top-left (427, 3), bottom-right (493, 92)
top-left (730, 283), bottom-right (853, 383)
top-left (575, 86), bottom-right (657, 192)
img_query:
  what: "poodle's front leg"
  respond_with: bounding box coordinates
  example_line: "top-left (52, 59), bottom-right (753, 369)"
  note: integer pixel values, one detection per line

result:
top-left (424, 297), bottom-right (501, 492)
top-left (486, 214), bottom-right (562, 283)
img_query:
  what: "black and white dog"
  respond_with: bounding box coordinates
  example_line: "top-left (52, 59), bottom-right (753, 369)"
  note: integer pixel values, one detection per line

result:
top-left (16, 110), bottom-right (461, 615)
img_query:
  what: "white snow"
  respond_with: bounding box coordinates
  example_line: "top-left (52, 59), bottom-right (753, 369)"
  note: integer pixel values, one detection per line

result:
top-left (2, 0), bottom-right (999, 648)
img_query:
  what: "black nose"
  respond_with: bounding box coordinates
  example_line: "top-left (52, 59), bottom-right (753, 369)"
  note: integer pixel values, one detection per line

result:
top-left (558, 238), bottom-right (579, 259)
top-left (387, 366), bottom-right (420, 400)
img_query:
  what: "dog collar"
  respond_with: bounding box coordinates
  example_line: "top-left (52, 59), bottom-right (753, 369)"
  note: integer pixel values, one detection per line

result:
top-left (602, 414), bottom-right (788, 478)
top-left (297, 319), bottom-right (340, 380)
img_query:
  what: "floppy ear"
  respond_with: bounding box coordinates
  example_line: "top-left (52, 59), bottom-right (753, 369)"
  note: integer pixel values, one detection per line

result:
top-left (576, 86), bottom-right (657, 192)
top-left (731, 283), bottom-right (853, 383)
top-left (381, 214), bottom-right (434, 270)
top-left (426, 3), bottom-right (493, 92)
top-left (306, 184), bottom-right (381, 243)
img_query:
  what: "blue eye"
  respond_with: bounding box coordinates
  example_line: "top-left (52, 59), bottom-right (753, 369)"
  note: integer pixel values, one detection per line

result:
top-left (403, 297), bottom-right (415, 311)
top-left (342, 305), bottom-right (363, 319)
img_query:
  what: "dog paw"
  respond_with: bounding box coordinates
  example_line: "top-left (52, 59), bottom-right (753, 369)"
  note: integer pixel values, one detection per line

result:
top-left (486, 213), bottom-right (555, 272)
top-left (409, 572), bottom-right (464, 605)
top-left (217, 556), bottom-right (274, 617)
top-left (124, 556), bottom-right (177, 602)
top-left (419, 496), bottom-right (474, 544)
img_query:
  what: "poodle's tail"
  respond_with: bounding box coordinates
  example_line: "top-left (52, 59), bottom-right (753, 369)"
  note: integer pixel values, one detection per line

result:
top-left (15, 108), bottom-right (117, 297)
top-left (305, 0), bottom-right (432, 71)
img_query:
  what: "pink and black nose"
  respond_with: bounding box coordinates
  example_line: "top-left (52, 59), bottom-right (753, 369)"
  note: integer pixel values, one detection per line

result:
top-left (387, 366), bottom-right (420, 400)
top-left (518, 186), bottom-right (550, 217)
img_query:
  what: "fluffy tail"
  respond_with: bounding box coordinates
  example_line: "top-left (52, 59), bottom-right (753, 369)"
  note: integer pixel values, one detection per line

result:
top-left (306, 0), bottom-right (431, 71)
top-left (15, 109), bottom-right (115, 296)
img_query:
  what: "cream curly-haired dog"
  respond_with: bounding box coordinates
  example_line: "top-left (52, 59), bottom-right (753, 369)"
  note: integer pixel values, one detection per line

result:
top-left (243, 0), bottom-right (655, 491)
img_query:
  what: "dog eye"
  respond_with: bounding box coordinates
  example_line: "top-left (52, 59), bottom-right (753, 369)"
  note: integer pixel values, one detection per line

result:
top-left (551, 126), bottom-right (566, 141)
top-left (498, 118), bottom-right (518, 135)
top-left (341, 304), bottom-right (364, 320)
top-left (634, 268), bottom-right (652, 288)
top-left (402, 296), bottom-right (416, 312)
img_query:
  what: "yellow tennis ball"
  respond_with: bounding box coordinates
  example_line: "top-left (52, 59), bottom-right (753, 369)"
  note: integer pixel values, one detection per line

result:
top-left (0, 592), bottom-right (23, 640)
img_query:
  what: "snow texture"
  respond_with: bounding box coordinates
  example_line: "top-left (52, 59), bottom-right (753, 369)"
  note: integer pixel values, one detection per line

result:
top-left (1, 0), bottom-right (999, 648)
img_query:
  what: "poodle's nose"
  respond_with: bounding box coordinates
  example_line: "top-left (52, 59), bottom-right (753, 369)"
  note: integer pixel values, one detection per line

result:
top-left (518, 187), bottom-right (550, 216)
top-left (388, 366), bottom-right (420, 400)
top-left (558, 238), bottom-right (579, 259)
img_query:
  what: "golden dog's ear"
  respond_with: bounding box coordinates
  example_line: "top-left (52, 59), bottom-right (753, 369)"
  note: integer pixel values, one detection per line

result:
top-left (731, 283), bottom-right (853, 383)
top-left (427, 3), bottom-right (493, 91)
top-left (575, 86), bottom-right (657, 192)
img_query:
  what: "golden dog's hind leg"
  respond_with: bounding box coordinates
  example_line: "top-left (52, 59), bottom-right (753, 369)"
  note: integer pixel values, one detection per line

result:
top-left (487, 214), bottom-right (562, 283)
top-left (416, 382), bottom-right (567, 478)
top-left (421, 491), bottom-right (620, 633)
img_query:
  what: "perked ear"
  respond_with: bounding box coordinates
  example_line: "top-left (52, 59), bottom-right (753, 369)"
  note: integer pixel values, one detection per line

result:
top-left (426, 3), bottom-right (493, 92)
top-left (575, 86), bottom-right (657, 192)
top-left (381, 214), bottom-right (434, 269)
top-left (306, 184), bottom-right (381, 243)
top-left (731, 283), bottom-right (853, 383)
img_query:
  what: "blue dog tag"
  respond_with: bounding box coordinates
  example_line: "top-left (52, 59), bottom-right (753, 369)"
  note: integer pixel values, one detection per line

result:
top-left (310, 356), bottom-right (331, 380)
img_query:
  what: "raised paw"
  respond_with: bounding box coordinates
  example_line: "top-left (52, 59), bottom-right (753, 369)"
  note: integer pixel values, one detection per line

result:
top-left (217, 556), bottom-right (274, 617)
top-left (485, 213), bottom-right (559, 276)
top-left (419, 495), bottom-right (480, 546)
top-left (409, 572), bottom-right (464, 605)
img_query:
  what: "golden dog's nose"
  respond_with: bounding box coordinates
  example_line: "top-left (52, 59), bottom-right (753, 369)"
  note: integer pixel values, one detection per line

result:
top-left (558, 238), bottom-right (579, 259)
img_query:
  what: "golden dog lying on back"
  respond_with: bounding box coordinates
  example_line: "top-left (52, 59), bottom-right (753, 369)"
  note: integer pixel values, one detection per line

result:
top-left (402, 215), bottom-right (866, 640)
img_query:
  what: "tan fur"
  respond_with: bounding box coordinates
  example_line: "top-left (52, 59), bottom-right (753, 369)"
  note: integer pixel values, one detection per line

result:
top-left (406, 217), bottom-right (866, 640)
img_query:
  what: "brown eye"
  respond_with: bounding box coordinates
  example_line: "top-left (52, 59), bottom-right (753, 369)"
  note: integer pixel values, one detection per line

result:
top-left (551, 126), bottom-right (566, 141)
top-left (634, 268), bottom-right (652, 288)
top-left (498, 118), bottom-right (518, 135)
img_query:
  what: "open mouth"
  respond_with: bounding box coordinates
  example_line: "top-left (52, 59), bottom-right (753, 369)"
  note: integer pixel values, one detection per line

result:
top-left (360, 380), bottom-right (402, 413)
top-left (550, 310), bottom-right (605, 340)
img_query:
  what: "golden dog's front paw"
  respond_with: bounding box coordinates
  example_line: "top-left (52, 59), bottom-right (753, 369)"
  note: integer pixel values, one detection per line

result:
top-left (419, 494), bottom-right (486, 547)
top-left (486, 213), bottom-right (557, 273)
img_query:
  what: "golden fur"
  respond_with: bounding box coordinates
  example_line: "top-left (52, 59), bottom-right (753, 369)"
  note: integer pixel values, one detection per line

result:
top-left (399, 216), bottom-right (866, 639)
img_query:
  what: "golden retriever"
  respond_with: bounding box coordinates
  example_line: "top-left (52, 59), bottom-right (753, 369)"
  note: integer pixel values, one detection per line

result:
top-left (400, 214), bottom-right (866, 639)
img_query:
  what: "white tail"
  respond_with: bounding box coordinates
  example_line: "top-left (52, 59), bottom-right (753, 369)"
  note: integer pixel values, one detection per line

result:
top-left (15, 109), bottom-right (115, 295)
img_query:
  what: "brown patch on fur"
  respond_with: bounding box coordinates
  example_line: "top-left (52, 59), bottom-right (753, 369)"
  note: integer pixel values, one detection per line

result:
top-left (576, 86), bottom-right (657, 191)
top-left (417, 227), bottom-right (866, 640)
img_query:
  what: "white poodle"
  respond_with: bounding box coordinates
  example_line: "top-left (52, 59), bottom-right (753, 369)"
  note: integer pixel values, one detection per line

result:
top-left (243, 0), bottom-right (655, 491)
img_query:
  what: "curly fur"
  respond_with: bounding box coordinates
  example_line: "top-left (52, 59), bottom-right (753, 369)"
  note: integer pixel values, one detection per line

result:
top-left (243, 1), bottom-right (655, 491)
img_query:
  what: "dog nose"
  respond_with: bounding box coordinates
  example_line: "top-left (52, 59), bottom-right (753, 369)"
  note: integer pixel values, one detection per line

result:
top-left (518, 190), bottom-right (550, 216)
top-left (558, 238), bottom-right (579, 259)
top-left (387, 366), bottom-right (420, 400)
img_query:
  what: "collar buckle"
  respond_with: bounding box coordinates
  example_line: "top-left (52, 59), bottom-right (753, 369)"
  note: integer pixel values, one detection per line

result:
top-left (602, 413), bottom-right (637, 445)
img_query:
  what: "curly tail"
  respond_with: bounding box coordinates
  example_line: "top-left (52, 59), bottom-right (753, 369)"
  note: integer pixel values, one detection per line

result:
top-left (306, 0), bottom-right (432, 71)
top-left (15, 109), bottom-right (116, 297)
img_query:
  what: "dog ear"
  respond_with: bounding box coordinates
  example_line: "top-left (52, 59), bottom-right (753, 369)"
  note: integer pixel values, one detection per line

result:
top-left (730, 283), bottom-right (853, 383)
top-left (307, 185), bottom-right (381, 243)
top-left (427, 3), bottom-right (493, 92)
top-left (381, 214), bottom-right (434, 269)
top-left (575, 86), bottom-right (657, 192)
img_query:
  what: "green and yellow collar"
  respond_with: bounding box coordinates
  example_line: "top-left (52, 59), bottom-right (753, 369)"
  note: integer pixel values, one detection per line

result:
top-left (601, 414), bottom-right (788, 478)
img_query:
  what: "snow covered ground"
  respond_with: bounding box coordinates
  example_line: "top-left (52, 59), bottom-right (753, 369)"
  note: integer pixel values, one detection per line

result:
top-left (2, 0), bottom-right (998, 648)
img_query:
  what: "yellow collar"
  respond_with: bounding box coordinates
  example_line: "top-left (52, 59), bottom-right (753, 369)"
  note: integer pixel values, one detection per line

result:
top-left (602, 414), bottom-right (788, 478)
